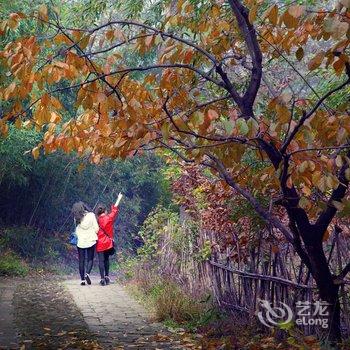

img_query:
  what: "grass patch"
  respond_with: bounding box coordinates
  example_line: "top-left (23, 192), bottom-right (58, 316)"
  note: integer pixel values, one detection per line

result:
top-left (150, 280), bottom-right (203, 323)
top-left (0, 250), bottom-right (29, 276)
top-left (118, 257), bottom-right (220, 332)
top-left (124, 266), bottom-right (219, 332)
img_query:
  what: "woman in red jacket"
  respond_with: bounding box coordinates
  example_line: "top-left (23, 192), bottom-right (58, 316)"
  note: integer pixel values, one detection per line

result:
top-left (95, 193), bottom-right (123, 286)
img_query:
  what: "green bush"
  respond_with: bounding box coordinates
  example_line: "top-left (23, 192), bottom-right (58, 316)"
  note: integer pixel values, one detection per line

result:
top-left (150, 279), bottom-right (203, 323)
top-left (125, 263), bottom-right (214, 329)
top-left (116, 255), bottom-right (139, 279)
top-left (0, 251), bottom-right (29, 276)
top-left (1, 226), bottom-right (67, 261)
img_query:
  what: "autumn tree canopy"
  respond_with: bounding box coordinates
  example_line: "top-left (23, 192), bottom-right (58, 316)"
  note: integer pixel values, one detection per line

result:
top-left (1, 0), bottom-right (350, 341)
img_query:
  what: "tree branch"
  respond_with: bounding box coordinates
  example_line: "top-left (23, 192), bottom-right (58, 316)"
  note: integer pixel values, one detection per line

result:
top-left (338, 262), bottom-right (350, 280)
top-left (210, 155), bottom-right (294, 243)
top-left (281, 65), bottom-right (350, 154)
top-left (227, 0), bottom-right (262, 115)
top-left (161, 96), bottom-right (256, 146)
top-left (315, 150), bottom-right (350, 234)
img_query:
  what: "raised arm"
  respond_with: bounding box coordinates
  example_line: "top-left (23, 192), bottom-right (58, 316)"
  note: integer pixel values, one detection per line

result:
top-left (115, 193), bottom-right (123, 207)
top-left (106, 193), bottom-right (123, 222)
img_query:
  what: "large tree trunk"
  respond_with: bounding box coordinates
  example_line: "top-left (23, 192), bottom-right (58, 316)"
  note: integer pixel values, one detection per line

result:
top-left (303, 239), bottom-right (341, 343)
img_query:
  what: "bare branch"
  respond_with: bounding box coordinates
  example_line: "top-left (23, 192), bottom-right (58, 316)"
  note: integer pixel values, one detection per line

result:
top-left (228, 0), bottom-right (262, 116)
top-left (42, 18), bottom-right (217, 64)
top-left (81, 33), bottom-right (153, 58)
top-left (338, 262), bottom-right (350, 280)
top-left (157, 140), bottom-right (194, 163)
top-left (281, 70), bottom-right (350, 154)
top-left (289, 145), bottom-right (350, 156)
top-left (162, 97), bottom-right (256, 147)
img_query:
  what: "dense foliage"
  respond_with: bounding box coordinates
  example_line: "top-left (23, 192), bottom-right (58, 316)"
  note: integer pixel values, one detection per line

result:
top-left (0, 126), bottom-right (170, 251)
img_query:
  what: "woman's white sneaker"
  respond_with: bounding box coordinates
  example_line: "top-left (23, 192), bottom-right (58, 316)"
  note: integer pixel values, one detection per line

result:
top-left (85, 274), bottom-right (91, 285)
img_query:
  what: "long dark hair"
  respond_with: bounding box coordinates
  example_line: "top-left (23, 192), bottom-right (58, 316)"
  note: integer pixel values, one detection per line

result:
top-left (95, 203), bottom-right (107, 217)
top-left (72, 201), bottom-right (91, 224)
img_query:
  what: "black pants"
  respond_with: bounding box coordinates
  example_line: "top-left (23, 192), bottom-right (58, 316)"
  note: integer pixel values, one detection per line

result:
top-left (98, 251), bottom-right (110, 279)
top-left (77, 245), bottom-right (95, 280)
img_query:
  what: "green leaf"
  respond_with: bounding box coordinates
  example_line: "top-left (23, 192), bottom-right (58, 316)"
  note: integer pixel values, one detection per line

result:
top-left (345, 168), bottom-right (350, 181)
top-left (236, 118), bottom-right (249, 136)
top-left (223, 119), bottom-right (234, 135)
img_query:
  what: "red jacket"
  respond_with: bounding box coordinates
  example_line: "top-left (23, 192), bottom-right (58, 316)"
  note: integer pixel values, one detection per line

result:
top-left (96, 205), bottom-right (118, 252)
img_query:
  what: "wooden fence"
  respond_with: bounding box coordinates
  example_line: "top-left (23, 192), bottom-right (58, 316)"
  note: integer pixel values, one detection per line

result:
top-left (156, 218), bottom-right (350, 337)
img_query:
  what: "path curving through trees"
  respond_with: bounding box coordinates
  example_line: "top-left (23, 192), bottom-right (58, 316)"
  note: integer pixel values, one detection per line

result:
top-left (64, 277), bottom-right (184, 349)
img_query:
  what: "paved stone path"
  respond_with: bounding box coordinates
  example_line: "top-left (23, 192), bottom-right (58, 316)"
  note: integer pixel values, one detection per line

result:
top-left (0, 279), bottom-right (18, 349)
top-left (64, 276), bottom-right (185, 349)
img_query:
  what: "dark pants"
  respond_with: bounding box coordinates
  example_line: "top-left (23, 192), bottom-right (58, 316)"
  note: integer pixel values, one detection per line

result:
top-left (77, 245), bottom-right (95, 280)
top-left (98, 251), bottom-right (110, 279)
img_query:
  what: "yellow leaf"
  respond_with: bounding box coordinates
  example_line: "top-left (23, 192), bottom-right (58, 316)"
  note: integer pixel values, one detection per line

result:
top-left (54, 34), bottom-right (71, 45)
top-left (345, 168), bottom-right (350, 181)
top-left (145, 35), bottom-right (154, 47)
top-left (333, 58), bottom-right (345, 75)
top-left (23, 120), bottom-right (32, 128)
top-left (51, 97), bottom-right (62, 109)
top-left (307, 161), bottom-right (315, 172)
top-left (177, 0), bottom-right (185, 11)
top-left (276, 104), bottom-right (291, 123)
top-left (212, 6), bottom-right (220, 18)
top-left (263, 5), bottom-right (278, 26)
top-left (8, 17), bottom-right (19, 30)
top-left (288, 5), bottom-right (305, 18)
top-left (335, 155), bottom-right (343, 167)
top-left (50, 111), bottom-right (61, 123)
top-left (207, 109), bottom-right (219, 120)
top-left (322, 229), bottom-right (330, 241)
top-left (331, 20), bottom-right (349, 40)
top-left (218, 21), bottom-right (230, 32)
top-left (38, 4), bottom-right (48, 22)
top-left (32, 146), bottom-right (40, 160)
top-left (249, 5), bottom-right (258, 24)
top-left (106, 29), bottom-right (114, 41)
top-left (79, 35), bottom-right (90, 49)
top-left (72, 30), bottom-right (82, 41)
top-left (282, 10), bottom-right (299, 28)
top-left (15, 118), bottom-right (22, 129)
top-left (308, 51), bottom-right (325, 71)
top-left (299, 161), bottom-right (308, 173)
top-left (301, 185), bottom-right (311, 197)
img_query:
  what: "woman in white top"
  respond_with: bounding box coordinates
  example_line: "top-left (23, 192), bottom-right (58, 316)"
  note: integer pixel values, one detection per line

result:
top-left (72, 201), bottom-right (99, 285)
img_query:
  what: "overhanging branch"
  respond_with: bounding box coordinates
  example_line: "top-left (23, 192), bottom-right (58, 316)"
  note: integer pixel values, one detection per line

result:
top-left (209, 155), bottom-right (294, 243)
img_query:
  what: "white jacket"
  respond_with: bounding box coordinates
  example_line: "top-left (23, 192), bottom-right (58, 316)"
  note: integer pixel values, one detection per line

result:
top-left (76, 212), bottom-right (99, 248)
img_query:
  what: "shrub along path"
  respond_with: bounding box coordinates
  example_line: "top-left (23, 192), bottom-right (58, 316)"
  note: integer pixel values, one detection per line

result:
top-left (0, 275), bottom-right (199, 349)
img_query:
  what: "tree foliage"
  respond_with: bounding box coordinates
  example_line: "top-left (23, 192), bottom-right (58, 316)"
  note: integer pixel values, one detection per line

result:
top-left (0, 127), bottom-right (169, 250)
